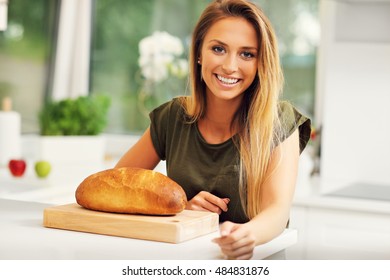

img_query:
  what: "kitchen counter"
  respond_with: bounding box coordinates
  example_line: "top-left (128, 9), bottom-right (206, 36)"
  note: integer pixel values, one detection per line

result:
top-left (293, 193), bottom-right (390, 214)
top-left (293, 177), bottom-right (390, 215)
top-left (0, 198), bottom-right (297, 260)
top-left (288, 177), bottom-right (390, 259)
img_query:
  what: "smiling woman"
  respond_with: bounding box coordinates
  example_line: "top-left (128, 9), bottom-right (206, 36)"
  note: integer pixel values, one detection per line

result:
top-left (199, 17), bottom-right (258, 103)
top-left (115, 0), bottom-right (311, 260)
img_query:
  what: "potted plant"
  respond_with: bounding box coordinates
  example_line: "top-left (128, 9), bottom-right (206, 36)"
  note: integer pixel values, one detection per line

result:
top-left (37, 94), bottom-right (111, 163)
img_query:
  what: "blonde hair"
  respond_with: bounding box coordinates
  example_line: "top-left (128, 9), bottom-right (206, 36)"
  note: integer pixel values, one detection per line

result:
top-left (184, 0), bottom-right (284, 219)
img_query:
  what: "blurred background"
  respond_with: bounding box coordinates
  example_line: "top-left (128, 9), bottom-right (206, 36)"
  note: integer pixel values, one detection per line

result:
top-left (0, 0), bottom-right (317, 134)
top-left (0, 0), bottom-right (389, 260)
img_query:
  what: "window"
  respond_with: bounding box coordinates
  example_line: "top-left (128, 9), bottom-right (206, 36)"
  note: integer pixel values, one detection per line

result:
top-left (0, 0), bottom-right (59, 133)
top-left (256, 0), bottom-right (319, 119)
top-left (90, 0), bottom-right (209, 134)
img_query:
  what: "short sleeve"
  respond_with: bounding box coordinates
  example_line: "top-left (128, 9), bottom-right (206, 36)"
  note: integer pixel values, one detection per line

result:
top-left (278, 101), bottom-right (311, 154)
top-left (149, 101), bottom-right (171, 160)
top-left (149, 97), bottom-right (184, 160)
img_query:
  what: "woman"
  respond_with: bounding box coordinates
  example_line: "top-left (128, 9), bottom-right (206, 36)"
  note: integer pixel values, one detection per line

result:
top-left (116, 0), bottom-right (311, 259)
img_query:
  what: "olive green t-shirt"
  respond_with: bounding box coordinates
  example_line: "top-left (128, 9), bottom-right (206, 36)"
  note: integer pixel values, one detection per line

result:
top-left (149, 97), bottom-right (311, 223)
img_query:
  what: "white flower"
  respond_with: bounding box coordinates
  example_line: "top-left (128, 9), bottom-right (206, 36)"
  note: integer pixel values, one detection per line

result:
top-left (169, 58), bottom-right (188, 78)
top-left (138, 31), bottom-right (188, 83)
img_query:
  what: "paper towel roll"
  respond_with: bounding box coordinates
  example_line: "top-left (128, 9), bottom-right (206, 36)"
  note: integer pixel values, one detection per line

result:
top-left (0, 111), bottom-right (21, 166)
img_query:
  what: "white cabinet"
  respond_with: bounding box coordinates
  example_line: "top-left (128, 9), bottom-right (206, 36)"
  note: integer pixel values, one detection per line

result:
top-left (287, 202), bottom-right (390, 259)
top-left (317, 0), bottom-right (390, 190)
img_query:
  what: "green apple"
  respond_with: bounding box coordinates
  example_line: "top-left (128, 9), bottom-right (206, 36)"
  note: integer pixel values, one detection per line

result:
top-left (35, 160), bottom-right (51, 178)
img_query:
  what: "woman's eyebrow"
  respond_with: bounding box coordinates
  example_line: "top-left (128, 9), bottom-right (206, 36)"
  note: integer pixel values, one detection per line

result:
top-left (207, 39), bottom-right (227, 46)
top-left (207, 39), bottom-right (258, 51)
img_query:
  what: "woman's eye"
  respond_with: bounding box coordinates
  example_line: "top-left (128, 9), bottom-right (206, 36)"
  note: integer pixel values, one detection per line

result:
top-left (212, 46), bottom-right (225, 54)
top-left (241, 51), bottom-right (255, 59)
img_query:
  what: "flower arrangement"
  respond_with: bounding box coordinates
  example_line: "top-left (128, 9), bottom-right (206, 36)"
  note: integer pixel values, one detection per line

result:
top-left (138, 31), bottom-right (188, 83)
top-left (137, 31), bottom-right (188, 115)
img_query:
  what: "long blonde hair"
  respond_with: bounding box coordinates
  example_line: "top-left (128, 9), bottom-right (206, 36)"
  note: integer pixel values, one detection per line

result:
top-left (184, 0), bottom-right (284, 219)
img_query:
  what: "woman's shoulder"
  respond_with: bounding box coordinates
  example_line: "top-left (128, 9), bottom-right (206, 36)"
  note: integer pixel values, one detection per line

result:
top-left (277, 100), bottom-right (299, 116)
top-left (149, 96), bottom-right (189, 124)
top-left (152, 96), bottom-right (187, 114)
top-left (278, 100), bottom-right (309, 126)
top-left (277, 100), bottom-right (312, 153)
top-left (148, 96), bottom-right (189, 160)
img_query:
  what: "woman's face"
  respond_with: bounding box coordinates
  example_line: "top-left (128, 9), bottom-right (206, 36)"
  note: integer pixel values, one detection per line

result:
top-left (199, 17), bottom-right (258, 102)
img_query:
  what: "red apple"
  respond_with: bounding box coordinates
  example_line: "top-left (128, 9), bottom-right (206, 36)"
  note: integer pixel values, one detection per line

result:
top-left (8, 159), bottom-right (27, 177)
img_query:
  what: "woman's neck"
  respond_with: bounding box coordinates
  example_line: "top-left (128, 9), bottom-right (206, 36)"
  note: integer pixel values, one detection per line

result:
top-left (198, 95), bottom-right (241, 144)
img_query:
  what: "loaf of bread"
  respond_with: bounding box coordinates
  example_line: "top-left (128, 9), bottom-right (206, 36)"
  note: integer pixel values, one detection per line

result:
top-left (75, 167), bottom-right (187, 215)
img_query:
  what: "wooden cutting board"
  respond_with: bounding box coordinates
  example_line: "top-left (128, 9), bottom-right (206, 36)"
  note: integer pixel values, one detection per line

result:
top-left (43, 203), bottom-right (219, 243)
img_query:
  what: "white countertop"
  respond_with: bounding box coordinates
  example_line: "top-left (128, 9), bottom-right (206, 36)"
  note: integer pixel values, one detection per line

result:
top-left (293, 193), bottom-right (390, 215)
top-left (293, 177), bottom-right (390, 215)
top-left (0, 198), bottom-right (297, 260)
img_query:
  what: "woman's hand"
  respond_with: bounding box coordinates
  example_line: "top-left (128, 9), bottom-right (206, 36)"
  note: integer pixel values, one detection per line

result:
top-left (212, 221), bottom-right (256, 260)
top-left (185, 191), bottom-right (229, 215)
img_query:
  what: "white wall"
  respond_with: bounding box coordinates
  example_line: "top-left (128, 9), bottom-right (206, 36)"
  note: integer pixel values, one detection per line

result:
top-left (318, 0), bottom-right (390, 191)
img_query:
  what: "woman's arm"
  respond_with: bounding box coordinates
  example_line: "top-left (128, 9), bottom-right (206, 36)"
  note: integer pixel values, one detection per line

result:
top-left (213, 129), bottom-right (300, 259)
top-left (115, 127), bottom-right (161, 170)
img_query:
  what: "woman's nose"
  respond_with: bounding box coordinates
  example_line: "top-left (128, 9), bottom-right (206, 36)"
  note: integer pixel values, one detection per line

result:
top-left (221, 55), bottom-right (238, 74)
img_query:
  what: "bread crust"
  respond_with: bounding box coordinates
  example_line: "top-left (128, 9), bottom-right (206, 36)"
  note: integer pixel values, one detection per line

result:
top-left (75, 167), bottom-right (187, 215)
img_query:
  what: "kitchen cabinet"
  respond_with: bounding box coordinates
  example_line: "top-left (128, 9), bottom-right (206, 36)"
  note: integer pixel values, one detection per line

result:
top-left (287, 194), bottom-right (390, 259)
top-left (317, 0), bottom-right (390, 190)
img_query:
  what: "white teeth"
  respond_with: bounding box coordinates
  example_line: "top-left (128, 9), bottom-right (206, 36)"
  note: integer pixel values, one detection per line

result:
top-left (217, 75), bottom-right (238, 84)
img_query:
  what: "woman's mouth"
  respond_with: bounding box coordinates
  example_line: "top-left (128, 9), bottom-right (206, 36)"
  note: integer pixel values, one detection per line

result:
top-left (216, 74), bottom-right (239, 85)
